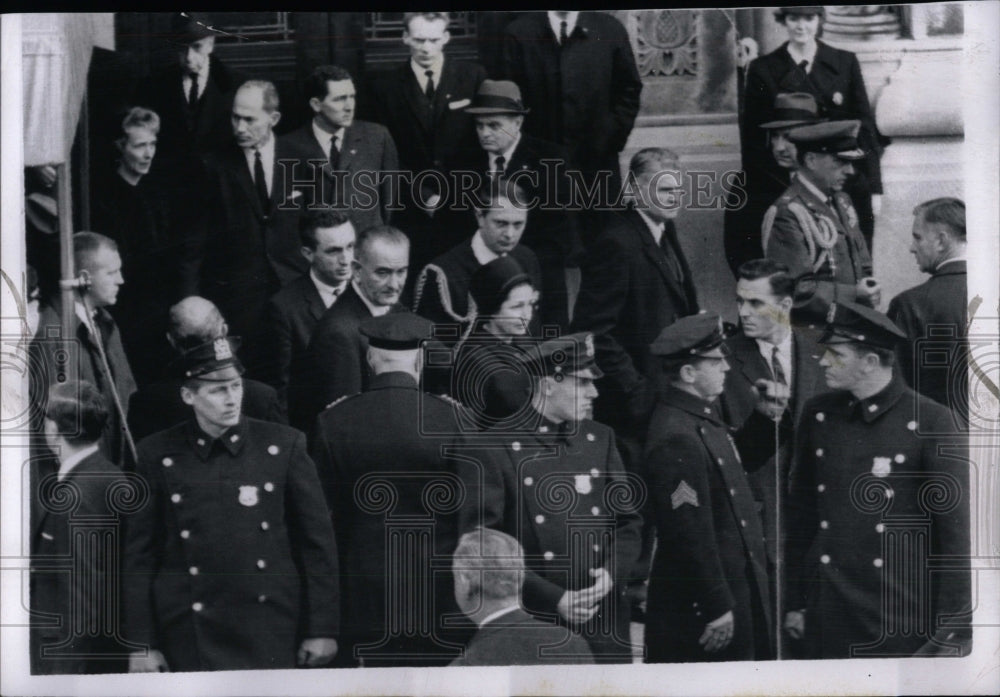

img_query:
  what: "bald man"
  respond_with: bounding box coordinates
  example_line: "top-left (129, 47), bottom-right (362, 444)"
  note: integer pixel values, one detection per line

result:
top-left (127, 296), bottom-right (285, 441)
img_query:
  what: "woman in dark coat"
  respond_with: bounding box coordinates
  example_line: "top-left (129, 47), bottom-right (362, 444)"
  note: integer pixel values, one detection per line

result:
top-left (741, 6), bottom-right (889, 255)
top-left (441, 256), bottom-right (538, 430)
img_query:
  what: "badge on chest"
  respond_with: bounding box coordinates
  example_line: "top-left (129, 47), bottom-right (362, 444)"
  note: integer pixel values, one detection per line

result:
top-left (238, 485), bottom-right (259, 507)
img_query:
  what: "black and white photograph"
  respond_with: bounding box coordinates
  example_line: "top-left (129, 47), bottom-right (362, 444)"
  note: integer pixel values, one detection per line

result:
top-left (1, 6), bottom-right (998, 696)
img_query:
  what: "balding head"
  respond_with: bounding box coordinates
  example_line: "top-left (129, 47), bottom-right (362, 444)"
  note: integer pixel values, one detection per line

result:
top-left (167, 296), bottom-right (227, 352)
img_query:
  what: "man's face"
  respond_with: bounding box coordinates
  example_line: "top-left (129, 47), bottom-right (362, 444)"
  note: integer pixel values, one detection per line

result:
top-left (311, 80), bottom-right (355, 132)
top-left (783, 13), bottom-right (821, 44)
top-left (353, 238), bottom-right (409, 307)
top-left (305, 222), bottom-right (356, 287)
top-left (637, 169), bottom-right (683, 223)
top-left (43, 417), bottom-right (61, 455)
top-left (688, 353), bottom-right (730, 401)
top-left (403, 16), bottom-right (450, 67)
top-left (232, 86), bottom-right (279, 150)
top-left (909, 214), bottom-right (947, 273)
top-left (769, 128), bottom-right (799, 170)
top-left (181, 376), bottom-right (243, 433)
top-left (736, 276), bottom-right (791, 343)
top-left (179, 36), bottom-right (214, 74)
top-left (118, 126), bottom-right (157, 179)
top-left (804, 153), bottom-right (854, 193)
top-left (545, 372), bottom-right (599, 423)
top-left (819, 343), bottom-right (868, 391)
top-left (82, 246), bottom-right (124, 308)
top-left (475, 114), bottom-right (522, 155)
top-left (476, 197), bottom-right (528, 255)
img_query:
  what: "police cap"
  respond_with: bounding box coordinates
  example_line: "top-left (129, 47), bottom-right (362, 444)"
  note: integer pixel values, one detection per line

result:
top-left (523, 332), bottom-right (603, 380)
top-left (820, 299), bottom-right (907, 350)
top-left (359, 312), bottom-right (434, 351)
top-left (175, 336), bottom-right (244, 381)
top-left (650, 313), bottom-right (729, 359)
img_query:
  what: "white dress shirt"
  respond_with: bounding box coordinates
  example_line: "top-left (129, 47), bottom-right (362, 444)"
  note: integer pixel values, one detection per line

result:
top-left (352, 279), bottom-right (391, 317)
top-left (310, 269), bottom-right (346, 309)
top-left (411, 56), bottom-right (445, 92)
top-left (312, 119), bottom-right (344, 162)
top-left (786, 42), bottom-right (818, 73)
top-left (182, 62), bottom-right (210, 102)
top-left (489, 132), bottom-right (521, 174)
top-left (58, 443), bottom-right (100, 481)
top-left (756, 331), bottom-right (793, 386)
top-left (471, 230), bottom-right (501, 265)
top-left (242, 134), bottom-right (276, 195)
top-left (636, 209), bottom-right (665, 246)
top-left (547, 11), bottom-right (579, 43)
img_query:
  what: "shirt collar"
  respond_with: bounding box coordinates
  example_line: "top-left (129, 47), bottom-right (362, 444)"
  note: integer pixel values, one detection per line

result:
top-left (311, 119), bottom-right (344, 151)
top-left (471, 230), bottom-right (501, 265)
top-left (796, 170), bottom-right (832, 205)
top-left (310, 269), bottom-right (345, 305)
top-left (73, 300), bottom-right (100, 336)
top-left (490, 132), bottom-right (521, 170)
top-left (411, 56), bottom-right (444, 82)
top-left (244, 132), bottom-right (275, 159)
top-left (755, 330), bottom-right (792, 355)
top-left (548, 11), bottom-right (579, 40)
top-left (187, 418), bottom-right (247, 460)
top-left (352, 279), bottom-right (391, 317)
top-left (936, 255), bottom-right (966, 271)
top-left (57, 443), bottom-right (100, 481)
top-left (786, 42), bottom-right (818, 69)
top-left (478, 605), bottom-right (521, 627)
top-left (636, 209), bottom-right (664, 245)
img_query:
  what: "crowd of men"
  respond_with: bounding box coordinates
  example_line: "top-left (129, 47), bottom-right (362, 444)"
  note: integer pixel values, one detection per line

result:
top-left (27, 10), bottom-right (972, 674)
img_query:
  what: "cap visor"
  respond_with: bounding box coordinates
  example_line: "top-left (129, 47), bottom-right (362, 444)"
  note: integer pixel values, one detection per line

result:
top-left (568, 366), bottom-right (603, 380)
top-left (465, 106), bottom-right (529, 114)
top-left (836, 148), bottom-right (866, 160)
top-left (760, 118), bottom-right (816, 129)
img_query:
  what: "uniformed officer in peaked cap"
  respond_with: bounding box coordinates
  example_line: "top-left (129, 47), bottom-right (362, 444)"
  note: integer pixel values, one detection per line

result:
top-left (311, 312), bottom-right (475, 667)
top-left (455, 331), bottom-right (644, 663)
top-left (642, 313), bottom-right (772, 663)
top-left (785, 300), bottom-right (972, 658)
top-left (763, 119), bottom-right (879, 307)
top-left (124, 336), bottom-right (340, 672)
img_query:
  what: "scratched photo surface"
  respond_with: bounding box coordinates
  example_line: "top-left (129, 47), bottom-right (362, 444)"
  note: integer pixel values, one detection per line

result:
top-left (1, 6), bottom-right (998, 697)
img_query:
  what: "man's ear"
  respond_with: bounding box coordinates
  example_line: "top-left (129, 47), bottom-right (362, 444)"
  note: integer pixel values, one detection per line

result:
top-left (679, 363), bottom-right (697, 384)
top-left (309, 96), bottom-right (321, 115)
top-left (180, 385), bottom-right (196, 406)
top-left (269, 110), bottom-right (282, 129)
top-left (301, 246), bottom-right (315, 263)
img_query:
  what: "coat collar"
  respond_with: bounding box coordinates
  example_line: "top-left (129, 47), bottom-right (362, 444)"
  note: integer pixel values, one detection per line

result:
top-left (368, 371), bottom-right (418, 391)
top-left (186, 417), bottom-right (248, 460)
top-left (934, 258), bottom-right (967, 277)
top-left (659, 386), bottom-right (723, 425)
top-left (848, 374), bottom-right (908, 423)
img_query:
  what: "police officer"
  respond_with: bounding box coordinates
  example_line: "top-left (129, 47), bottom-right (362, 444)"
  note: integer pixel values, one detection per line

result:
top-left (642, 313), bottom-right (772, 662)
top-left (456, 332), bottom-right (644, 663)
top-left (763, 120), bottom-right (879, 307)
top-left (124, 336), bottom-right (339, 672)
top-left (785, 300), bottom-right (971, 658)
top-left (310, 312), bottom-right (471, 667)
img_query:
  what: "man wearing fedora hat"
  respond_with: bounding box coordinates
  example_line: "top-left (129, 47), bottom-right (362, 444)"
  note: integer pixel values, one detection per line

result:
top-left (763, 120), bottom-right (879, 308)
top-left (124, 335), bottom-right (340, 672)
top-left (453, 79), bottom-right (578, 330)
top-left (785, 300), bottom-right (971, 658)
top-left (726, 92), bottom-right (822, 274)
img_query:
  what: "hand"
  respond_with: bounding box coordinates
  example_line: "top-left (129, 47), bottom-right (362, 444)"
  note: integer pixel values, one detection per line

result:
top-left (128, 649), bottom-right (169, 672)
top-left (297, 637), bottom-right (338, 667)
top-left (784, 610), bottom-right (806, 640)
top-left (856, 277), bottom-right (881, 309)
top-left (871, 194), bottom-right (883, 217)
top-left (698, 610), bottom-right (734, 653)
top-left (557, 568), bottom-right (614, 624)
top-left (753, 378), bottom-right (789, 421)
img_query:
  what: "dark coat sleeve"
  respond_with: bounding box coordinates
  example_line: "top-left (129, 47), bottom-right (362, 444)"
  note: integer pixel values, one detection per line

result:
top-left (123, 442), bottom-right (165, 649)
top-left (308, 319), bottom-right (363, 412)
top-left (284, 430), bottom-right (340, 638)
top-left (604, 433), bottom-right (643, 586)
top-left (605, 23), bottom-right (643, 155)
top-left (646, 433), bottom-right (735, 622)
top-left (376, 125), bottom-right (400, 225)
top-left (785, 404), bottom-right (819, 612)
top-left (886, 292), bottom-right (919, 390)
top-left (264, 295), bottom-right (293, 409)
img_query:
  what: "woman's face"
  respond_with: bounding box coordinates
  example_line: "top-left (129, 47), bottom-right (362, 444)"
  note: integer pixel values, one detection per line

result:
top-left (486, 283), bottom-right (536, 338)
top-left (783, 13), bottom-right (821, 45)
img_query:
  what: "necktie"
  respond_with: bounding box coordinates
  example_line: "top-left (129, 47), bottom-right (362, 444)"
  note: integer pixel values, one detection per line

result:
top-left (770, 345), bottom-right (787, 387)
top-left (188, 73), bottom-right (199, 105)
top-left (253, 150), bottom-right (269, 211)
top-left (798, 59), bottom-right (810, 74)
top-left (328, 134), bottom-right (341, 171)
top-left (494, 155), bottom-right (506, 175)
top-left (658, 222), bottom-right (684, 284)
top-left (559, 20), bottom-right (568, 45)
top-left (425, 69), bottom-right (436, 101)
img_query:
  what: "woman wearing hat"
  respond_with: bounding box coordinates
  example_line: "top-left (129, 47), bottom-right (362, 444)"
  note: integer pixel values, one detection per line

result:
top-left (743, 6), bottom-right (889, 252)
top-left (444, 256), bottom-right (538, 429)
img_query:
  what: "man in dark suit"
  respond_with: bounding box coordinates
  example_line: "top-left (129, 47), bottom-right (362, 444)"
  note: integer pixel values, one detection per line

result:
top-left (125, 336), bottom-right (340, 673)
top-left (311, 312), bottom-right (470, 667)
top-left (888, 198), bottom-right (968, 422)
top-left (31, 381), bottom-right (132, 674)
top-left (366, 12), bottom-right (487, 280)
top-left (571, 147), bottom-right (698, 461)
top-left (265, 209), bottom-right (356, 431)
top-left (459, 80), bottom-right (579, 330)
top-left (279, 65), bottom-right (399, 235)
top-left (138, 13), bottom-right (240, 185)
top-left (128, 296), bottom-right (285, 442)
top-left (183, 80), bottom-right (307, 378)
top-left (643, 314), bottom-right (772, 663)
top-left (413, 179), bottom-right (542, 342)
top-left (31, 233), bottom-right (137, 467)
top-left (451, 527), bottom-right (593, 666)
top-left (305, 226), bottom-right (409, 422)
top-left (500, 11), bottom-right (642, 207)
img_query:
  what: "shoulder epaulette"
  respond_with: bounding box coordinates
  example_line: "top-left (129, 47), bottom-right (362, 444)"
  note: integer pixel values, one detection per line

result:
top-left (324, 393), bottom-right (359, 411)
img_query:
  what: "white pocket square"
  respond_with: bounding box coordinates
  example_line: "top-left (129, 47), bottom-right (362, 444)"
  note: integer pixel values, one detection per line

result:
top-left (448, 99), bottom-right (471, 110)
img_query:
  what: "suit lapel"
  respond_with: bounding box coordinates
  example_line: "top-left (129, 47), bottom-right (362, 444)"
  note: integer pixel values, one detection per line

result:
top-left (732, 334), bottom-right (771, 387)
top-left (302, 277), bottom-right (326, 322)
top-left (632, 211), bottom-right (689, 306)
top-left (431, 58), bottom-right (457, 125)
top-left (398, 64), bottom-right (432, 134)
top-left (338, 124), bottom-right (361, 173)
top-left (229, 144), bottom-right (265, 220)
